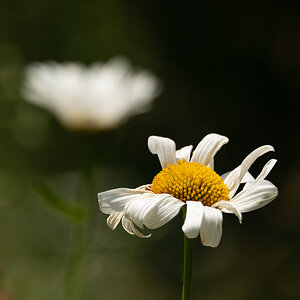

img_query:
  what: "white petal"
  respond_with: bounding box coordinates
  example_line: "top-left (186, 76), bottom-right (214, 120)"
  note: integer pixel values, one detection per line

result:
top-left (121, 216), bottom-right (151, 238)
top-left (244, 159), bottom-right (277, 189)
top-left (176, 145), bottom-right (193, 162)
top-left (107, 212), bottom-right (124, 230)
top-left (191, 133), bottom-right (229, 166)
top-left (224, 145), bottom-right (274, 198)
top-left (256, 159), bottom-right (277, 180)
top-left (143, 195), bottom-right (184, 229)
top-left (222, 170), bottom-right (254, 183)
top-left (241, 172), bottom-right (255, 183)
top-left (200, 206), bottom-right (223, 248)
top-left (229, 180), bottom-right (278, 213)
top-left (182, 201), bottom-right (204, 238)
top-left (212, 200), bottom-right (242, 224)
top-left (148, 136), bottom-right (177, 168)
top-left (125, 193), bottom-right (169, 229)
top-left (207, 158), bottom-right (214, 169)
top-left (98, 188), bottom-right (141, 214)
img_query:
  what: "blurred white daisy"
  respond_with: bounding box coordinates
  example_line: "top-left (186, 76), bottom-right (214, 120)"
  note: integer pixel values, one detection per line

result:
top-left (98, 134), bottom-right (278, 247)
top-left (21, 57), bottom-right (161, 130)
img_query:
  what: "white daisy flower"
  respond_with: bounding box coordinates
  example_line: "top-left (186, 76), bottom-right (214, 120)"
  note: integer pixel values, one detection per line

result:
top-left (21, 57), bottom-right (161, 130)
top-left (98, 134), bottom-right (278, 247)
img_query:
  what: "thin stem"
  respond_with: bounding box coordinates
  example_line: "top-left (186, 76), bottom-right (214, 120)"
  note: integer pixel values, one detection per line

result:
top-left (182, 208), bottom-right (194, 300)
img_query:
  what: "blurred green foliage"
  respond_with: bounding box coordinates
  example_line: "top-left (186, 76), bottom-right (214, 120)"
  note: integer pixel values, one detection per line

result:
top-left (0, 0), bottom-right (299, 299)
top-left (33, 182), bottom-right (86, 224)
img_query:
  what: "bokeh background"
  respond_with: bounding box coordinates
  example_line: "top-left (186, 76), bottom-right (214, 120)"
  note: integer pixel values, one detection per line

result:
top-left (0, 0), bottom-right (299, 299)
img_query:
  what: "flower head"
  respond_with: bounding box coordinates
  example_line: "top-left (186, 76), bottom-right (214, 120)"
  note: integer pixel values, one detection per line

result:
top-left (21, 57), bottom-right (161, 130)
top-left (98, 134), bottom-right (278, 247)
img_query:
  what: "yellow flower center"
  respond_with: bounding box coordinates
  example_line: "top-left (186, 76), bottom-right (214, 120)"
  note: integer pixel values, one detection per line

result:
top-left (151, 159), bottom-right (229, 206)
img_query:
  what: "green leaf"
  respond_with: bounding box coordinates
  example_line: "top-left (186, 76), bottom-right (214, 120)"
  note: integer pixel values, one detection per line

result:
top-left (33, 182), bottom-right (87, 224)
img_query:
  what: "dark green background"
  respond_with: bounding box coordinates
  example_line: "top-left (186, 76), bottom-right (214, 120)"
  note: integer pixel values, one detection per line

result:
top-left (0, 0), bottom-right (299, 299)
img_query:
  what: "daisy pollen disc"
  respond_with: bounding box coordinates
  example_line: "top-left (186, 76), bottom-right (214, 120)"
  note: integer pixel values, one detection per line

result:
top-left (151, 159), bottom-right (229, 206)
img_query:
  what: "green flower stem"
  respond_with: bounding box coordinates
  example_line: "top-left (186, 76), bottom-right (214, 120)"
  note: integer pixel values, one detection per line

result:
top-left (182, 208), bottom-right (194, 300)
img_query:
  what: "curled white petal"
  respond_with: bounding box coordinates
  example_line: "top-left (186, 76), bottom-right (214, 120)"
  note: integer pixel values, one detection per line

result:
top-left (125, 193), bottom-right (170, 229)
top-left (212, 200), bottom-right (242, 224)
top-left (191, 133), bottom-right (229, 166)
top-left (222, 170), bottom-right (254, 183)
top-left (176, 145), bottom-right (193, 162)
top-left (107, 212), bottom-right (124, 230)
top-left (229, 180), bottom-right (278, 213)
top-left (256, 159), bottom-right (277, 180)
top-left (143, 195), bottom-right (184, 229)
top-left (148, 136), bottom-right (177, 168)
top-left (207, 158), bottom-right (214, 169)
top-left (182, 201), bottom-right (204, 238)
top-left (98, 188), bottom-right (142, 214)
top-left (243, 159), bottom-right (277, 189)
top-left (199, 206), bottom-right (223, 248)
top-left (121, 216), bottom-right (151, 238)
top-left (224, 145), bottom-right (275, 198)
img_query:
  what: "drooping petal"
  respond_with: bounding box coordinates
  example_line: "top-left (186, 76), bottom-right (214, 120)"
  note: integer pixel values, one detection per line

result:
top-left (182, 201), bottom-right (204, 238)
top-left (121, 216), bottom-right (151, 238)
top-left (199, 206), bottom-right (223, 248)
top-left (143, 195), bottom-right (184, 229)
top-left (243, 159), bottom-right (277, 189)
top-left (212, 200), bottom-right (242, 224)
top-left (224, 145), bottom-right (274, 198)
top-left (256, 159), bottom-right (277, 180)
top-left (229, 179), bottom-right (278, 213)
top-left (176, 145), bottom-right (193, 162)
top-left (222, 170), bottom-right (254, 183)
top-left (98, 188), bottom-right (142, 214)
top-left (107, 212), bottom-right (124, 230)
top-left (207, 158), bottom-right (214, 169)
top-left (148, 136), bottom-right (177, 168)
top-left (124, 193), bottom-right (170, 229)
top-left (191, 133), bottom-right (229, 166)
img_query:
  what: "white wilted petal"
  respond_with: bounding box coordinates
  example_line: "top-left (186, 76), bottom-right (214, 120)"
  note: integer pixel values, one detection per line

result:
top-left (143, 195), bottom-right (184, 229)
top-left (225, 145), bottom-right (274, 198)
top-left (182, 201), bottom-right (204, 238)
top-left (222, 170), bottom-right (254, 183)
top-left (256, 159), bottom-right (277, 180)
top-left (148, 136), bottom-right (177, 168)
top-left (121, 216), bottom-right (151, 238)
top-left (200, 207), bottom-right (223, 248)
top-left (243, 159), bottom-right (277, 189)
top-left (191, 133), bottom-right (229, 166)
top-left (229, 180), bottom-right (278, 213)
top-left (107, 212), bottom-right (124, 230)
top-left (98, 188), bottom-right (141, 214)
top-left (125, 193), bottom-right (168, 229)
top-left (212, 200), bottom-right (242, 224)
top-left (176, 145), bottom-right (193, 162)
